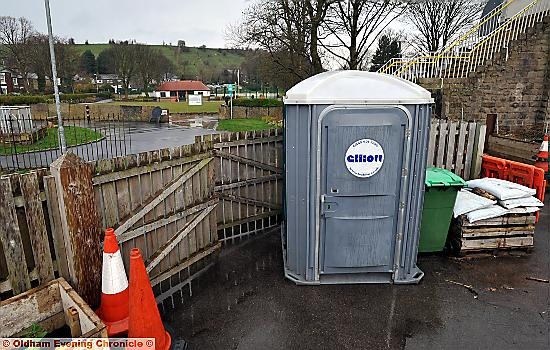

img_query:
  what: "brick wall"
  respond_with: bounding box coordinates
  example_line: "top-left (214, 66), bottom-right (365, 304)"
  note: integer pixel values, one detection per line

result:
top-left (419, 16), bottom-right (550, 139)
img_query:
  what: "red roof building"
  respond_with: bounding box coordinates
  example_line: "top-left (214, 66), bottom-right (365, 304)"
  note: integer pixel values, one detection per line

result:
top-left (155, 80), bottom-right (210, 102)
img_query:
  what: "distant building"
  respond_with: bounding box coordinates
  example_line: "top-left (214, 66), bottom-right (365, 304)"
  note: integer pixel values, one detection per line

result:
top-left (154, 80), bottom-right (211, 102)
top-left (93, 74), bottom-right (124, 94)
top-left (0, 68), bottom-right (23, 94)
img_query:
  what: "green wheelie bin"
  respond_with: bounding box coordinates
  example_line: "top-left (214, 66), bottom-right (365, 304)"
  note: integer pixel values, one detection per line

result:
top-left (418, 167), bottom-right (466, 253)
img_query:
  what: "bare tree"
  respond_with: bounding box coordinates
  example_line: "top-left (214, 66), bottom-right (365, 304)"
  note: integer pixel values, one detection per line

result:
top-left (228, 0), bottom-right (332, 88)
top-left (0, 16), bottom-right (35, 91)
top-left (109, 41), bottom-right (138, 98)
top-left (322, 0), bottom-right (407, 70)
top-left (135, 45), bottom-right (174, 92)
top-left (405, 0), bottom-right (484, 53)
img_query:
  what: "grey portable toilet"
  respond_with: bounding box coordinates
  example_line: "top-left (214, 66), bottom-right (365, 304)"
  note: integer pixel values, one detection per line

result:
top-left (282, 70), bottom-right (433, 285)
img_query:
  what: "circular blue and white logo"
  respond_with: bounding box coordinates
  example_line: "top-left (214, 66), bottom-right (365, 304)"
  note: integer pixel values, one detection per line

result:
top-left (345, 139), bottom-right (384, 178)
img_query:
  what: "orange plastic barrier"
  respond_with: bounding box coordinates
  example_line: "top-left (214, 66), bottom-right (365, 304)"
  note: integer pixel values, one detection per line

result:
top-left (481, 155), bottom-right (546, 222)
top-left (481, 155), bottom-right (508, 179)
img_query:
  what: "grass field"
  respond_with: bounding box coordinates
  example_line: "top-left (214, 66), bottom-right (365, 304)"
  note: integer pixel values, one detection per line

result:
top-left (0, 126), bottom-right (103, 155)
top-left (106, 100), bottom-right (222, 114)
top-left (74, 44), bottom-right (246, 80)
top-left (216, 118), bottom-right (273, 132)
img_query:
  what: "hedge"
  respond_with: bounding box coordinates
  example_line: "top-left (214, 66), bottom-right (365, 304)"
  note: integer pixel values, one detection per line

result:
top-left (232, 98), bottom-right (283, 107)
top-left (0, 92), bottom-right (112, 105)
top-left (0, 95), bottom-right (48, 105)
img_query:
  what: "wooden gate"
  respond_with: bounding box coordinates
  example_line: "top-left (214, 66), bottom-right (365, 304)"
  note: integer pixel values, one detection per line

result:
top-left (427, 120), bottom-right (487, 180)
top-left (196, 129), bottom-right (283, 242)
top-left (91, 142), bottom-right (219, 305)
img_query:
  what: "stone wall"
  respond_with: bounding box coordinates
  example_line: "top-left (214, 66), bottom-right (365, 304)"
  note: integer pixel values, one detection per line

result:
top-left (418, 16), bottom-right (550, 139)
top-left (218, 104), bottom-right (283, 120)
top-left (30, 103), bottom-right (157, 121)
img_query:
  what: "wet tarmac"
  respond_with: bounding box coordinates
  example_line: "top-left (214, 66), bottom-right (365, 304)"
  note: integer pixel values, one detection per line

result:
top-left (164, 198), bottom-right (550, 349)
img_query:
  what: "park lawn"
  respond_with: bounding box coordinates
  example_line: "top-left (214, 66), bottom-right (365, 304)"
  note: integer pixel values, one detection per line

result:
top-left (0, 126), bottom-right (103, 155)
top-left (217, 118), bottom-right (272, 132)
top-left (106, 100), bottom-right (221, 114)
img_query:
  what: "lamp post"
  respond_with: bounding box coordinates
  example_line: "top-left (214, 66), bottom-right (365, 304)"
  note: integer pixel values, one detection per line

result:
top-left (44, 0), bottom-right (66, 153)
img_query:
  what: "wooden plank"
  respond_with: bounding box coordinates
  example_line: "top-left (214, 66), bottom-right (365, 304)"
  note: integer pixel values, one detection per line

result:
top-left (101, 182), bottom-right (119, 228)
top-left (218, 210), bottom-right (279, 230)
top-left (44, 176), bottom-right (70, 280)
top-left (20, 173), bottom-right (55, 285)
top-left (463, 122), bottom-right (477, 180)
top-left (115, 157), bottom-right (212, 236)
top-left (117, 199), bottom-right (217, 243)
top-left (150, 241), bottom-right (221, 286)
top-left (0, 177), bottom-right (31, 294)
top-left (220, 193), bottom-right (282, 210)
top-left (427, 121), bottom-right (438, 167)
top-left (13, 191), bottom-right (47, 208)
top-left (455, 123), bottom-right (468, 177)
top-left (461, 225), bottom-right (534, 237)
top-left (459, 214), bottom-right (536, 227)
top-left (436, 121), bottom-right (448, 167)
top-left (214, 150), bottom-right (282, 174)
top-left (145, 203), bottom-right (217, 273)
top-left (445, 122), bottom-right (457, 171)
top-left (213, 135), bottom-right (283, 148)
top-left (470, 124), bottom-right (487, 180)
top-left (214, 174), bottom-right (282, 191)
top-left (92, 152), bottom-right (209, 185)
top-left (461, 236), bottom-right (534, 250)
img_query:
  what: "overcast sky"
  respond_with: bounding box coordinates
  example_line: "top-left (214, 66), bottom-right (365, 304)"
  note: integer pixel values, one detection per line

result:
top-left (2, 0), bottom-right (249, 47)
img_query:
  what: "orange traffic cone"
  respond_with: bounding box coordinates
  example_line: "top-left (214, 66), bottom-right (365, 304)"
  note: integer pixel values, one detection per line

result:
top-left (534, 134), bottom-right (548, 173)
top-left (96, 228), bottom-right (129, 336)
top-left (128, 248), bottom-right (171, 350)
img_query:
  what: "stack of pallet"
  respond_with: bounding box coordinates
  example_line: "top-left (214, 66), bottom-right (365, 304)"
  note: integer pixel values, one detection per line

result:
top-left (449, 212), bottom-right (536, 254)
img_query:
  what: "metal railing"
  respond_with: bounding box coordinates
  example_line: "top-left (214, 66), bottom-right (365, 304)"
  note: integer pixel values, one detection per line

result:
top-left (0, 112), bottom-right (132, 172)
top-left (378, 0), bottom-right (550, 82)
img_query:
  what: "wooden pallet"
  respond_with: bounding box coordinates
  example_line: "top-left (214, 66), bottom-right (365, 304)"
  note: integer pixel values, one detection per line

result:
top-left (449, 213), bottom-right (536, 254)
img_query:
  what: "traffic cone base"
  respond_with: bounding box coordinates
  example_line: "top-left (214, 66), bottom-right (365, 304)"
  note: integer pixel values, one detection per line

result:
top-left (96, 228), bottom-right (129, 337)
top-left (128, 248), bottom-right (171, 350)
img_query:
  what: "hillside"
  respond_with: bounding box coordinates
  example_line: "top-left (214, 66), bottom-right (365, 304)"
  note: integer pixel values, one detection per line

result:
top-left (73, 44), bottom-right (247, 82)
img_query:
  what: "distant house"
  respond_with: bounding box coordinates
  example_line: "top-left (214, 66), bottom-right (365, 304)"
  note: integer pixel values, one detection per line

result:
top-left (0, 68), bottom-right (23, 94)
top-left (93, 74), bottom-right (124, 94)
top-left (154, 80), bottom-right (210, 102)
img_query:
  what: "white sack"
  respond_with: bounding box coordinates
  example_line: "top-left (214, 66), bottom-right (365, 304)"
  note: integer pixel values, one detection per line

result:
top-left (508, 206), bottom-right (540, 214)
top-left (466, 205), bottom-right (509, 223)
top-left (466, 178), bottom-right (536, 200)
top-left (453, 189), bottom-right (497, 218)
top-left (499, 196), bottom-right (544, 209)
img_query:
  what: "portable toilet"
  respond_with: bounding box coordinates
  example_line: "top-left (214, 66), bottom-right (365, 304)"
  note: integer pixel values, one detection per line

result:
top-left (282, 70), bottom-right (433, 285)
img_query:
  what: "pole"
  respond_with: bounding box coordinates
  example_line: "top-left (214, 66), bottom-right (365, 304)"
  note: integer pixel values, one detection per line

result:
top-left (44, 0), bottom-right (66, 153)
top-left (237, 69), bottom-right (240, 98)
top-left (230, 88), bottom-right (233, 119)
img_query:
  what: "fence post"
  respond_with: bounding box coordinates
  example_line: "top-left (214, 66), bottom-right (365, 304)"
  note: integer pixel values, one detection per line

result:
top-left (50, 152), bottom-right (102, 308)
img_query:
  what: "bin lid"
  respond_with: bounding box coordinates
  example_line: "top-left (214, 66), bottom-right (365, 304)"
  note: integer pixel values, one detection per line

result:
top-left (284, 70), bottom-right (433, 105)
top-left (425, 167), bottom-right (466, 187)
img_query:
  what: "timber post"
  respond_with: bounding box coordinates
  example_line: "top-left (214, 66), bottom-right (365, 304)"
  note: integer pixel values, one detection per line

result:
top-left (50, 152), bottom-right (102, 308)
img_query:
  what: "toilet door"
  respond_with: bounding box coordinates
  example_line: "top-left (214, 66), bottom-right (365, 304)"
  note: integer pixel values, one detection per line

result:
top-left (320, 107), bottom-right (407, 274)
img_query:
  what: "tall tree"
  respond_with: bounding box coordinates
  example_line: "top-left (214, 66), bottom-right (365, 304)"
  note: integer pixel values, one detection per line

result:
top-left (369, 30), bottom-right (402, 72)
top-left (79, 49), bottom-right (96, 74)
top-left (97, 49), bottom-right (115, 73)
top-left (0, 16), bottom-right (34, 91)
top-left (405, 0), bottom-right (484, 52)
top-left (135, 45), bottom-right (174, 92)
top-left (228, 0), bottom-right (331, 89)
top-left (110, 41), bottom-right (138, 98)
top-left (322, 0), bottom-right (406, 70)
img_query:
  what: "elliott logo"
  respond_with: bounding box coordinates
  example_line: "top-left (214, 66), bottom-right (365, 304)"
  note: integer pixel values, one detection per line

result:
top-left (345, 139), bottom-right (384, 178)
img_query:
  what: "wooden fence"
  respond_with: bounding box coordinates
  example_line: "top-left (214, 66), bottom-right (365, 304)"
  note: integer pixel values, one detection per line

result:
top-left (427, 120), bottom-right (487, 180)
top-left (0, 144), bottom-right (221, 306)
top-left (195, 129), bottom-right (283, 243)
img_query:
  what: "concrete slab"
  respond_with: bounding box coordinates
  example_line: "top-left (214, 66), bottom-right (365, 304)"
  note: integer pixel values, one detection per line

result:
top-left (164, 198), bottom-right (550, 349)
